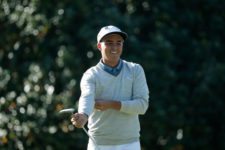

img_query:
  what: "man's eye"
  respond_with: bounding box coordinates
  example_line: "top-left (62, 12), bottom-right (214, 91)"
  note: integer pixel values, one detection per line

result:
top-left (116, 42), bottom-right (122, 46)
top-left (104, 42), bottom-right (123, 46)
top-left (104, 42), bottom-right (113, 46)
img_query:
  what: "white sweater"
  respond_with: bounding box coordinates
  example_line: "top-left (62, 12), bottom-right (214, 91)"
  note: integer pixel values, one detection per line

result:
top-left (78, 59), bottom-right (149, 145)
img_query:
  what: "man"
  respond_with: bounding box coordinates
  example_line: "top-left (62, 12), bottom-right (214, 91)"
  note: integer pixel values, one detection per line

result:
top-left (71, 25), bottom-right (149, 150)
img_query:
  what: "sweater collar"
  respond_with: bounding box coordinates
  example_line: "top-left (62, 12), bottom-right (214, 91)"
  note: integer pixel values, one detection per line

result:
top-left (98, 59), bottom-right (123, 76)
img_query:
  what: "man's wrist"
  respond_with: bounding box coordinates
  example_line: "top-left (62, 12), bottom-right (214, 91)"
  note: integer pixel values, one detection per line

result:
top-left (111, 101), bottom-right (121, 110)
top-left (80, 112), bottom-right (88, 118)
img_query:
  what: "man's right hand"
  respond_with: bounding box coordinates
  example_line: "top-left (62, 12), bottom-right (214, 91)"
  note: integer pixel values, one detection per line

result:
top-left (71, 113), bottom-right (88, 128)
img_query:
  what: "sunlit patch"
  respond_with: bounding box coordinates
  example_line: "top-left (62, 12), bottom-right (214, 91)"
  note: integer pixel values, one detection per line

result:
top-left (24, 83), bottom-right (31, 93)
top-left (27, 104), bottom-right (36, 115)
top-left (19, 107), bottom-right (26, 114)
top-left (48, 126), bottom-right (57, 134)
top-left (8, 52), bottom-right (14, 59)
top-left (0, 67), bottom-right (11, 89)
top-left (87, 51), bottom-right (94, 58)
top-left (0, 97), bottom-right (6, 105)
top-left (58, 9), bottom-right (64, 15)
top-left (16, 94), bottom-right (27, 105)
top-left (45, 84), bottom-right (54, 95)
top-left (176, 128), bottom-right (183, 140)
top-left (157, 136), bottom-right (167, 146)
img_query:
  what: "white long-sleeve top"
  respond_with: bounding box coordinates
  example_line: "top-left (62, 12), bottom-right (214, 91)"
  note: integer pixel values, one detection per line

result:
top-left (78, 59), bottom-right (149, 145)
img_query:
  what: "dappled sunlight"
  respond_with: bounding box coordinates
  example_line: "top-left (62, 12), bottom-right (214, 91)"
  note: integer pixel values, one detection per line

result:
top-left (176, 129), bottom-right (183, 140)
top-left (0, 0), bottom-right (224, 149)
top-left (0, 67), bottom-right (11, 89)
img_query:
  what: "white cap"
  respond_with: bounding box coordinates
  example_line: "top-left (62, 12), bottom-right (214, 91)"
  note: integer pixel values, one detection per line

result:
top-left (97, 25), bottom-right (128, 43)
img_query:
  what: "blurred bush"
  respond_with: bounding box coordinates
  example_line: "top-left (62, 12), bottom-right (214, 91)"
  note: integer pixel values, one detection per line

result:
top-left (0, 0), bottom-right (224, 150)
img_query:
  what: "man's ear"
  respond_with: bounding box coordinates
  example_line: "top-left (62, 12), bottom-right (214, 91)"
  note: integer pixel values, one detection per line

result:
top-left (97, 43), bottom-right (101, 51)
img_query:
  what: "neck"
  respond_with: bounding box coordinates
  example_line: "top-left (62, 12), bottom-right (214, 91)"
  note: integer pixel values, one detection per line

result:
top-left (102, 59), bottom-right (120, 67)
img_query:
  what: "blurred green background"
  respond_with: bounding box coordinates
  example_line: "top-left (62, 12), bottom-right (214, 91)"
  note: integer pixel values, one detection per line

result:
top-left (0, 0), bottom-right (225, 150)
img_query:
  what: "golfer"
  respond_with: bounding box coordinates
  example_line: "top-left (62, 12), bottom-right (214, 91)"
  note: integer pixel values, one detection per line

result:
top-left (71, 25), bottom-right (149, 150)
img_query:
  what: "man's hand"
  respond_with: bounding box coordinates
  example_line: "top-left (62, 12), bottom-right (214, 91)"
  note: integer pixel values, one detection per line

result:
top-left (95, 100), bottom-right (121, 111)
top-left (71, 113), bottom-right (88, 128)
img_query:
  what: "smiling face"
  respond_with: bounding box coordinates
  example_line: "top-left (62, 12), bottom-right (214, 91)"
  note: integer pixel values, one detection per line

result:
top-left (97, 34), bottom-right (124, 67)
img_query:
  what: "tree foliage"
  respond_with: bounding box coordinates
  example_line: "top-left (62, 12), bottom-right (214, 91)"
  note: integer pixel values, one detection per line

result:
top-left (0, 0), bottom-right (225, 149)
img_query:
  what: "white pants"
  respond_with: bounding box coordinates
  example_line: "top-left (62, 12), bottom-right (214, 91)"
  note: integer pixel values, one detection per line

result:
top-left (87, 141), bottom-right (141, 150)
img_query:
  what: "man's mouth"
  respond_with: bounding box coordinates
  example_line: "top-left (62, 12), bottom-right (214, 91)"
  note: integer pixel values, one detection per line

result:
top-left (110, 50), bottom-right (118, 54)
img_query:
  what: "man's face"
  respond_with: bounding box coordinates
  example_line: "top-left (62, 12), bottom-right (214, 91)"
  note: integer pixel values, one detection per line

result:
top-left (97, 34), bottom-right (124, 66)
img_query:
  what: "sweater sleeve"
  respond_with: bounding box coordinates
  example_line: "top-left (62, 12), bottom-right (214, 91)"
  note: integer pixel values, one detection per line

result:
top-left (120, 64), bottom-right (149, 115)
top-left (78, 70), bottom-right (96, 116)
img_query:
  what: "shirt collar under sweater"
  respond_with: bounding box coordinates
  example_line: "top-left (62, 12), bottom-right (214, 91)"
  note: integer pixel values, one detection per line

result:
top-left (98, 59), bottom-right (123, 76)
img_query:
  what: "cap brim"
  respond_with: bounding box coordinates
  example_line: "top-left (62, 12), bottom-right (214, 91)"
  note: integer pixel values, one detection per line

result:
top-left (100, 32), bottom-right (128, 42)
